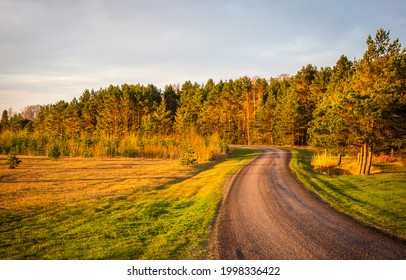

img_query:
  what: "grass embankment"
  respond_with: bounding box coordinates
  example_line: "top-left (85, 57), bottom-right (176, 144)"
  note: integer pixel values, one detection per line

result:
top-left (289, 148), bottom-right (406, 237)
top-left (0, 148), bottom-right (259, 260)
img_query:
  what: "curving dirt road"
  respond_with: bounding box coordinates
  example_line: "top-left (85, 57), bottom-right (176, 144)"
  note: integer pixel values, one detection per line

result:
top-left (211, 147), bottom-right (406, 259)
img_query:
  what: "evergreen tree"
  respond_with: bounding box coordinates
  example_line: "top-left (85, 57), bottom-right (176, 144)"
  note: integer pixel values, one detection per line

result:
top-left (252, 91), bottom-right (277, 144)
top-left (292, 64), bottom-right (318, 145)
top-left (343, 29), bottom-right (405, 174)
top-left (97, 85), bottom-right (124, 139)
top-left (64, 98), bottom-right (82, 138)
top-left (175, 81), bottom-right (204, 134)
top-left (45, 101), bottom-right (68, 138)
top-left (163, 84), bottom-right (180, 121)
top-left (151, 99), bottom-right (172, 135)
top-left (273, 88), bottom-right (300, 146)
top-left (79, 89), bottom-right (99, 136)
top-left (6, 154), bottom-right (22, 169)
top-left (309, 55), bottom-right (353, 152)
top-left (1, 110), bottom-right (8, 133)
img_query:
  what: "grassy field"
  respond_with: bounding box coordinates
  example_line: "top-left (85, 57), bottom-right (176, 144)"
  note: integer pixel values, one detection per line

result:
top-left (288, 148), bottom-right (406, 238)
top-left (0, 148), bottom-right (259, 260)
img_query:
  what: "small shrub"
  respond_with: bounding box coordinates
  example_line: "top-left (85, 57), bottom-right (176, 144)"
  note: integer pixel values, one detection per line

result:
top-left (122, 149), bottom-right (138, 158)
top-left (6, 154), bottom-right (22, 169)
top-left (180, 146), bottom-right (198, 166)
top-left (83, 151), bottom-right (93, 158)
top-left (48, 145), bottom-right (61, 160)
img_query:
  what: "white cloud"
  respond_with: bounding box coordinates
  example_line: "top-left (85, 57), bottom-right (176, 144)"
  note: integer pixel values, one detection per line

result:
top-left (1, 0), bottom-right (405, 111)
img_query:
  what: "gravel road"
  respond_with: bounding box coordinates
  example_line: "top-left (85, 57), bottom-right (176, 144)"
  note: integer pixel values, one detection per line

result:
top-left (211, 147), bottom-right (406, 259)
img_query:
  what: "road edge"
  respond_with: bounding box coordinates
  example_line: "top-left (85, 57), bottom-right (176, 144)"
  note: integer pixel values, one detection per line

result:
top-left (206, 146), bottom-right (263, 260)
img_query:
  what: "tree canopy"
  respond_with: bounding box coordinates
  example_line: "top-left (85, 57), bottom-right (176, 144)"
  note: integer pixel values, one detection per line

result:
top-left (1, 29), bottom-right (405, 173)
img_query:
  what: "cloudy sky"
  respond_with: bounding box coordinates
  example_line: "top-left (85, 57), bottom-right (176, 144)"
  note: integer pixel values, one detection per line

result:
top-left (1, 0), bottom-right (405, 112)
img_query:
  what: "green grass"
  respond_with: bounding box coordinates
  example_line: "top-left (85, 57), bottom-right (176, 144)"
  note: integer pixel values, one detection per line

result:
top-left (288, 148), bottom-right (406, 237)
top-left (0, 148), bottom-right (259, 260)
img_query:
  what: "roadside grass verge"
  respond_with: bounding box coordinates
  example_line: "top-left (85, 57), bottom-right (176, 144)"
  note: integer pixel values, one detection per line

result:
top-left (288, 148), bottom-right (406, 238)
top-left (0, 148), bottom-right (259, 260)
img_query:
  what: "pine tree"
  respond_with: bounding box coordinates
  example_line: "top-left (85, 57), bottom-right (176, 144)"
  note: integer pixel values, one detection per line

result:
top-left (309, 55), bottom-right (353, 153)
top-left (273, 88), bottom-right (300, 146)
top-left (151, 99), bottom-right (172, 135)
top-left (1, 110), bottom-right (9, 133)
top-left (291, 65), bottom-right (318, 145)
top-left (344, 29), bottom-right (405, 174)
top-left (6, 154), bottom-right (22, 169)
top-left (175, 81), bottom-right (204, 134)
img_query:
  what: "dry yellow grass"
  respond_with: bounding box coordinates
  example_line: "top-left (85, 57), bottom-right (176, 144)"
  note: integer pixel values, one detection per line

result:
top-left (0, 156), bottom-right (195, 210)
top-left (311, 151), bottom-right (338, 169)
top-left (0, 148), bottom-right (259, 259)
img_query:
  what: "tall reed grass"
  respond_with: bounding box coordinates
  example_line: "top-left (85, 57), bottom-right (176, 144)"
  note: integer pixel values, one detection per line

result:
top-left (0, 130), bottom-right (227, 162)
top-left (311, 150), bottom-right (339, 169)
top-left (311, 150), bottom-right (343, 175)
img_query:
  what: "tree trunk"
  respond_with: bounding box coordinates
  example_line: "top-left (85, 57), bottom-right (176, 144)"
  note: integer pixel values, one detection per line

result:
top-left (358, 145), bottom-right (364, 174)
top-left (366, 145), bottom-right (373, 175)
top-left (361, 143), bottom-right (368, 175)
top-left (246, 92), bottom-right (251, 146)
top-left (337, 153), bottom-right (341, 166)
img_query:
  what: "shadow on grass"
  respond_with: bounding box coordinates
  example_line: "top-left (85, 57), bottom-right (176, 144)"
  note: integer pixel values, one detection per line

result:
top-left (154, 147), bottom-right (260, 191)
top-left (291, 148), bottom-right (364, 205)
top-left (310, 173), bottom-right (364, 204)
top-left (313, 167), bottom-right (351, 176)
top-left (372, 162), bottom-right (406, 174)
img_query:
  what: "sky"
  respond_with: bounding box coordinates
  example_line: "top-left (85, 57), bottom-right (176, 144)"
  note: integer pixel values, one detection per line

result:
top-left (1, 0), bottom-right (405, 112)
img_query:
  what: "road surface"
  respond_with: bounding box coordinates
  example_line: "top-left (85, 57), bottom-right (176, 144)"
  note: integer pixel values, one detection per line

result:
top-left (211, 147), bottom-right (406, 259)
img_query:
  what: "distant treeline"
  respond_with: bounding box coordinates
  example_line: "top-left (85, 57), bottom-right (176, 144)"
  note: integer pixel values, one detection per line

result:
top-left (1, 29), bottom-right (405, 172)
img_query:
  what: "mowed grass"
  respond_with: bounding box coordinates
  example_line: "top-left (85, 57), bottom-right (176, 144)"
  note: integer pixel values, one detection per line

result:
top-left (288, 148), bottom-right (406, 237)
top-left (0, 148), bottom-right (259, 260)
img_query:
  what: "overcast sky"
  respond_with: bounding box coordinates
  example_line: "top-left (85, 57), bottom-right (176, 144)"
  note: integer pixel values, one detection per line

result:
top-left (1, 0), bottom-right (405, 112)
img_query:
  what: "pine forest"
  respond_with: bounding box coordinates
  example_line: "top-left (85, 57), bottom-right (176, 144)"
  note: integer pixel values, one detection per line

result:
top-left (1, 29), bottom-right (405, 175)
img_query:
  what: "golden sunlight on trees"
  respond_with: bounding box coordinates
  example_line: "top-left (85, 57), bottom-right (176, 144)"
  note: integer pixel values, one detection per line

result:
top-left (0, 29), bottom-right (404, 174)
